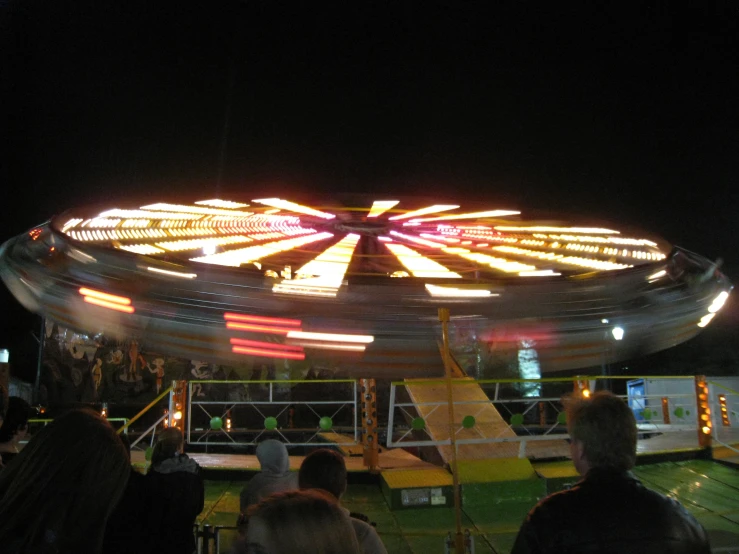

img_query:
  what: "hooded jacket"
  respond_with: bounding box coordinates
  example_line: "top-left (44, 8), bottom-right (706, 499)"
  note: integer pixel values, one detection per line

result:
top-left (147, 453), bottom-right (204, 554)
top-left (511, 468), bottom-right (711, 554)
top-left (240, 440), bottom-right (298, 512)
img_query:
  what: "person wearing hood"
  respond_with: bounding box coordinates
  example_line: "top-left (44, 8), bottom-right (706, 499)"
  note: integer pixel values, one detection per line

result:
top-left (147, 427), bottom-right (204, 554)
top-left (239, 439), bottom-right (298, 514)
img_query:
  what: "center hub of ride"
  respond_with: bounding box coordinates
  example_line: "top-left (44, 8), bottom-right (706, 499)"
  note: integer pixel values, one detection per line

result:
top-left (333, 220), bottom-right (390, 236)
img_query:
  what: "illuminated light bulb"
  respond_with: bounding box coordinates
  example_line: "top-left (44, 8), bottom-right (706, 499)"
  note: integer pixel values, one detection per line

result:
top-left (409, 209), bottom-right (521, 223)
top-left (582, 389), bottom-right (591, 398)
top-left (611, 327), bottom-right (625, 341)
top-left (252, 198), bottom-right (336, 219)
top-left (702, 426), bottom-right (712, 434)
top-left (367, 200), bottom-right (400, 218)
top-left (174, 411), bottom-right (183, 420)
top-left (389, 204), bottom-right (460, 221)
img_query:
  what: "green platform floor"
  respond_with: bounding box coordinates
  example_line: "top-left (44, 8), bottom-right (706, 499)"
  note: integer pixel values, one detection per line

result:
top-left (199, 459), bottom-right (739, 554)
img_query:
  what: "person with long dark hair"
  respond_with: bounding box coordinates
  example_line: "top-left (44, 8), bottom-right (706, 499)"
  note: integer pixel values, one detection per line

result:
top-left (0, 408), bottom-right (130, 554)
top-left (0, 396), bottom-right (31, 467)
top-left (147, 427), bottom-right (205, 554)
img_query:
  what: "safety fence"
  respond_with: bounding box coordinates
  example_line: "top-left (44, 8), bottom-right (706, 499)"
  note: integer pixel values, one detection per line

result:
top-left (708, 380), bottom-right (739, 454)
top-left (386, 376), bottom-right (714, 459)
top-left (186, 379), bottom-right (359, 447)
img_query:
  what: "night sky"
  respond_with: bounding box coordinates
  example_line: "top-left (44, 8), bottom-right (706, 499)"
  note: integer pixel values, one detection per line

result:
top-left (1, 1), bottom-right (737, 380)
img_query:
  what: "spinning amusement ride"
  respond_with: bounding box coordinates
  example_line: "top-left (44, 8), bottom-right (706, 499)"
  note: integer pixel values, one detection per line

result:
top-left (0, 196), bottom-right (731, 378)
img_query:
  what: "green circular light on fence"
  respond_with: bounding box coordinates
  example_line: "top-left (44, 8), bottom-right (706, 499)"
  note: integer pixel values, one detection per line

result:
top-left (674, 407), bottom-right (684, 418)
top-left (319, 416), bottom-right (333, 431)
top-left (510, 414), bottom-right (524, 426)
top-left (557, 412), bottom-right (567, 425)
top-left (411, 417), bottom-right (426, 431)
top-left (145, 447), bottom-right (154, 462)
top-left (642, 409), bottom-right (653, 421)
top-left (462, 415), bottom-right (476, 429)
top-left (210, 416), bottom-right (223, 430)
top-left (264, 416), bottom-right (278, 430)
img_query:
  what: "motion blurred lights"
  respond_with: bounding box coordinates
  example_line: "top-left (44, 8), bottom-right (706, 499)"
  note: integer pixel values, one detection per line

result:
top-left (273, 234), bottom-right (360, 297)
top-left (611, 326), bottom-right (625, 341)
top-left (408, 209), bottom-right (521, 223)
top-left (647, 270), bottom-right (667, 281)
top-left (252, 198), bottom-right (336, 220)
top-left (495, 226), bottom-right (620, 234)
top-left (141, 203), bottom-right (254, 217)
top-left (389, 204), bottom-right (459, 221)
top-left (709, 291), bottom-right (730, 313)
top-left (425, 284), bottom-right (494, 297)
top-left (195, 199), bottom-right (250, 209)
top-left (519, 270), bottom-right (561, 277)
top-left (191, 232), bottom-right (332, 267)
top-left (146, 267), bottom-right (197, 279)
top-left (697, 314), bottom-right (715, 328)
top-left (367, 200), bottom-right (399, 218)
top-left (285, 331), bottom-right (374, 344)
top-left (79, 287), bottom-right (134, 314)
top-left (385, 243), bottom-right (462, 278)
top-left (202, 243), bottom-right (217, 256)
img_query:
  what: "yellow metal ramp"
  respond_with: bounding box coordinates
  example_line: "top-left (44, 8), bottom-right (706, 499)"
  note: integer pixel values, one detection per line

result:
top-left (403, 377), bottom-right (520, 462)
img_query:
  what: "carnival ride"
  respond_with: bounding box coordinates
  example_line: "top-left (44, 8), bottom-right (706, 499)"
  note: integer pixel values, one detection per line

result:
top-left (0, 195), bottom-right (731, 377)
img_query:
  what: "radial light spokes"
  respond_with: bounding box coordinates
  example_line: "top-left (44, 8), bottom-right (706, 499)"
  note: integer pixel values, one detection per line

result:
top-left (367, 200), bottom-right (399, 218)
top-left (252, 198), bottom-right (336, 220)
top-left (384, 243), bottom-right (461, 278)
top-left (389, 204), bottom-right (460, 221)
top-left (191, 232), bottom-right (333, 267)
top-left (195, 199), bottom-right (250, 209)
top-left (408, 209), bottom-right (520, 223)
top-left (273, 233), bottom-right (361, 297)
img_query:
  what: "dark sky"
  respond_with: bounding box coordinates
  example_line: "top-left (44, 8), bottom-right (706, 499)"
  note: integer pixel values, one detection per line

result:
top-left (1, 1), bottom-right (737, 378)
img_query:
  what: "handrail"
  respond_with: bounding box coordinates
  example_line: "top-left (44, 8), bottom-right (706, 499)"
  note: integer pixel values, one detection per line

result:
top-left (390, 375), bottom-right (698, 386)
top-left (708, 380), bottom-right (739, 395)
top-left (117, 386), bottom-right (173, 435)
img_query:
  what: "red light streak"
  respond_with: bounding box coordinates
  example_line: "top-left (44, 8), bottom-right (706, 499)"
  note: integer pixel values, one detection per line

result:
top-left (232, 345), bottom-right (306, 360)
top-left (230, 338), bottom-right (304, 352)
top-left (226, 322), bottom-right (302, 334)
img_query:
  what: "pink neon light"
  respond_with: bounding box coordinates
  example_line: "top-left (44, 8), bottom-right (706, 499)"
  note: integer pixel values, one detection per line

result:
top-left (224, 312), bottom-right (302, 327)
top-left (226, 322), bottom-right (302, 334)
top-left (232, 345), bottom-right (306, 360)
top-left (230, 338), bottom-right (304, 352)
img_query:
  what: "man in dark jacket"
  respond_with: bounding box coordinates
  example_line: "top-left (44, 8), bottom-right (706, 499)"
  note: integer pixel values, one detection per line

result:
top-left (511, 391), bottom-right (710, 554)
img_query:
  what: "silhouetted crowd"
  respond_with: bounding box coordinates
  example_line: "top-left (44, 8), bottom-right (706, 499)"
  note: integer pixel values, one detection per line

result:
top-left (0, 391), bottom-right (712, 554)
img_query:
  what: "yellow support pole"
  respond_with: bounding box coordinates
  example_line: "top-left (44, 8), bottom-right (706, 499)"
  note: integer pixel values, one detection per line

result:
top-left (117, 385), bottom-right (173, 435)
top-left (439, 308), bottom-right (465, 554)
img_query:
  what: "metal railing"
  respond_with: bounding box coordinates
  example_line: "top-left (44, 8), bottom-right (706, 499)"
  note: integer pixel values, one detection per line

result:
top-left (186, 379), bottom-right (359, 447)
top-left (708, 380), bottom-right (739, 454)
top-left (387, 376), bottom-right (702, 459)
